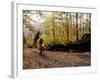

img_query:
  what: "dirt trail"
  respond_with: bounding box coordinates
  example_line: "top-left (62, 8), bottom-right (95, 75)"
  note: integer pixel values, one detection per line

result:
top-left (23, 48), bottom-right (90, 69)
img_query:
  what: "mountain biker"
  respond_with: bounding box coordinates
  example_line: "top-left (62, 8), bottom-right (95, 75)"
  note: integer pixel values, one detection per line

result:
top-left (39, 37), bottom-right (44, 56)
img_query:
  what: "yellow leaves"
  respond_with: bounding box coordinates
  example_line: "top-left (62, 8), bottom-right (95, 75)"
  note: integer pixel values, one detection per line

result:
top-left (42, 34), bottom-right (53, 45)
top-left (26, 38), bottom-right (34, 47)
top-left (44, 17), bottom-right (54, 28)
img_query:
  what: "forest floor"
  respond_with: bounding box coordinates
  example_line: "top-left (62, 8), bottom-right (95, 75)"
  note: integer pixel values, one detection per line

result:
top-left (23, 48), bottom-right (91, 69)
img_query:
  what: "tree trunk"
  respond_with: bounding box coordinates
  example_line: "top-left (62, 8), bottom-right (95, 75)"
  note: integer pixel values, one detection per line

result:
top-left (76, 13), bottom-right (79, 41)
top-left (66, 12), bottom-right (69, 43)
top-left (89, 13), bottom-right (91, 32)
top-left (52, 12), bottom-right (55, 45)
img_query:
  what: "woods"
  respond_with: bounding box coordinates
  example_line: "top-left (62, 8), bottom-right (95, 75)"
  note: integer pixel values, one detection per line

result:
top-left (23, 10), bottom-right (91, 51)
